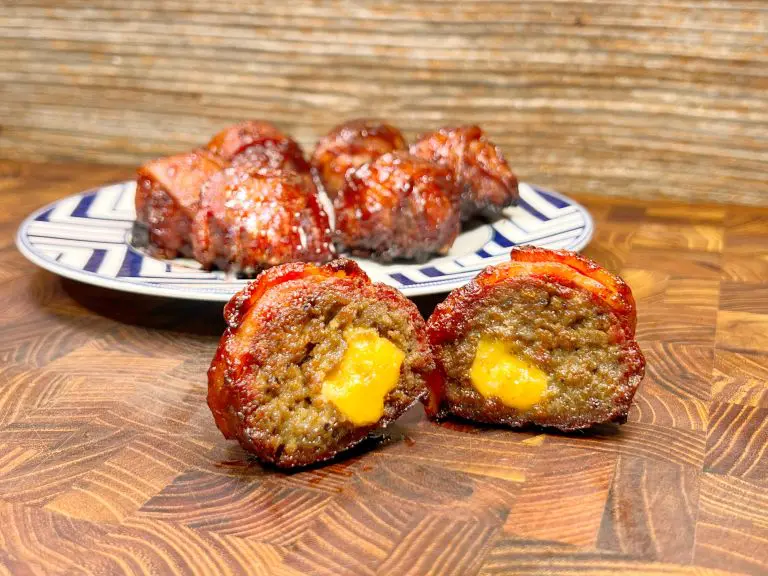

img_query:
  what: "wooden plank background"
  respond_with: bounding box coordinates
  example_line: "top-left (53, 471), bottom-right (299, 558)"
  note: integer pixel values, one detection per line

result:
top-left (1, 0), bottom-right (766, 205)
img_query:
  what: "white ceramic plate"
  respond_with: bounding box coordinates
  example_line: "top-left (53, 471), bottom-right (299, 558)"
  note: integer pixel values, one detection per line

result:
top-left (16, 181), bottom-right (593, 301)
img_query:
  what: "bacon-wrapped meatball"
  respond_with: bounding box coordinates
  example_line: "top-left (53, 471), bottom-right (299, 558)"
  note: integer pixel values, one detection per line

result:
top-left (192, 166), bottom-right (334, 274)
top-left (410, 125), bottom-right (518, 220)
top-left (207, 120), bottom-right (313, 188)
top-left (207, 121), bottom-right (307, 167)
top-left (311, 119), bottom-right (407, 199)
top-left (207, 259), bottom-right (436, 468)
top-left (425, 246), bottom-right (645, 430)
top-left (334, 152), bottom-right (460, 262)
top-left (135, 150), bottom-right (225, 258)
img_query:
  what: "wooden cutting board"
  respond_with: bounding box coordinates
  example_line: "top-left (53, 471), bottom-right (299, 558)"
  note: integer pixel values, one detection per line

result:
top-left (0, 160), bottom-right (766, 575)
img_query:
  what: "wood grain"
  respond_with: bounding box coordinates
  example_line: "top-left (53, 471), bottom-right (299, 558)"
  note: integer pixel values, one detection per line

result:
top-left (694, 474), bottom-right (768, 575)
top-left (597, 456), bottom-right (700, 563)
top-left (704, 403), bottom-right (768, 483)
top-left (712, 349), bottom-right (768, 408)
top-left (503, 448), bottom-right (616, 548)
top-left (1, 159), bottom-right (768, 574)
top-left (1, 1), bottom-right (767, 205)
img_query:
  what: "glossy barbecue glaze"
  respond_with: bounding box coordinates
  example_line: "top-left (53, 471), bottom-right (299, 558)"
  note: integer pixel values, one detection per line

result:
top-left (311, 119), bottom-right (407, 199)
top-left (135, 149), bottom-right (226, 258)
top-left (411, 125), bottom-right (519, 219)
top-left (334, 151), bottom-right (461, 262)
top-left (206, 120), bottom-right (309, 170)
top-left (192, 166), bottom-right (334, 273)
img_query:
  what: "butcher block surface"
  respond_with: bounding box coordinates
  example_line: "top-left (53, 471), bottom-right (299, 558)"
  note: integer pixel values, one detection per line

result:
top-left (0, 160), bottom-right (767, 575)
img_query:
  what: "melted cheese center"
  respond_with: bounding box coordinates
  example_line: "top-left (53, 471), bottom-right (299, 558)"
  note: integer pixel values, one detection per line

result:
top-left (469, 337), bottom-right (548, 410)
top-left (322, 328), bottom-right (405, 426)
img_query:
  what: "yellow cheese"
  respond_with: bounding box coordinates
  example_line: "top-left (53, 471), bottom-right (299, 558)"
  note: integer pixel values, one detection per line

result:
top-left (469, 337), bottom-right (548, 410)
top-left (322, 327), bottom-right (405, 426)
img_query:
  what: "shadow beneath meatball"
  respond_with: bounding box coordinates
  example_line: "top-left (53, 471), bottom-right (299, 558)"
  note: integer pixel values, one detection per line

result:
top-left (213, 436), bottom-right (390, 476)
top-left (430, 414), bottom-right (624, 437)
top-left (279, 436), bottom-right (391, 475)
top-left (410, 292), bottom-right (449, 319)
top-left (61, 277), bottom-right (226, 336)
top-left (212, 405), bottom-right (427, 475)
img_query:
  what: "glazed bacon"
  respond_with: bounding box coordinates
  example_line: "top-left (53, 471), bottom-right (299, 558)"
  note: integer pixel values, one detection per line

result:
top-left (135, 149), bottom-right (226, 258)
top-left (136, 119), bottom-right (524, 271)
top-left (137, 120), bottom-right (333, 271)
top-left (334, 151), bottom-right (461, 262)
top-left (192, 166), bottom-right (334, 273)
top-left (222, 258), bottom-right (365, 328)
top-left (208, 120), bottom-right (315, 188)
top-left (501, 246), bottom-right (637, 333)
top-left (206, 120), bottom-right (309, 171)
top-left (312, 119), bottom-right (408, 199)
top-left (411, 125), bottom-right (519, 220)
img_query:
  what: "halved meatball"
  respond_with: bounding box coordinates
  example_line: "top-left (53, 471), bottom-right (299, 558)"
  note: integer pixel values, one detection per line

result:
top-left (425, 246), bottom-right (645, 430)
top-left (208, 259), bottom-right (436, 468)
top-left (135, 149), bottom-right (225, 258)
top-left (192, 166), bottom-right (334, 274)
top-left (410, 125), bottom-right (518, 220)
top-left (311, 119), bottom-right (407, 199)
top-left (334, 151), bottom-right (460, 262)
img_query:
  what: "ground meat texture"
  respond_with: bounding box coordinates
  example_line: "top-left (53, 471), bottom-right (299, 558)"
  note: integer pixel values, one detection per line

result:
top-left (311, 119), bottom-right (407, 199)
top-left (334, 151), bottom-right (461, 262)
top-left (208, 259), bottom-right (435, 468)
top-left (135, 149), bottom-right (226, 258)
top-left (410, 125), bottom-right (519, 220)
top-left (426, 247), bottom-right (645, 431)
top-left (192, 166), bottom-right (334, 274)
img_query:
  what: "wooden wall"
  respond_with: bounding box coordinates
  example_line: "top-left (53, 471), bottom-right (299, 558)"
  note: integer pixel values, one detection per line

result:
top-left (1, 1), bottom-right (766, 205)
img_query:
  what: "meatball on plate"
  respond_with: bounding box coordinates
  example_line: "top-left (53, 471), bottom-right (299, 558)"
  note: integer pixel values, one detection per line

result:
top-left (425, 246), bottom-right (645, 430)
top-left (312, 119), bottom-right (408, 199)
top-left (135, 149), bottom-right (226, 258)
top-left (411, 125), bottom-right (519, 220)
top-left (334, 152), bottom-right (461, 262)
top-left (17, 118), bottom-right (594, 302)
top-left (193, 166), bottom-right (334, 274)
top-left (207, 259), bottom-right (436, 468)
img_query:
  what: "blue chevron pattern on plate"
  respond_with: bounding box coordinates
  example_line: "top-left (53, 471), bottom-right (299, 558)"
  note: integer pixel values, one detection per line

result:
top-left (16, 180), bottom-right (593, 301)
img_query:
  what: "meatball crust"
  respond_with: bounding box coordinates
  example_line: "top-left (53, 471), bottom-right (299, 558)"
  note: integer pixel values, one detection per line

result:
top-left (135, 149), bottom-right (225, 258)
top-left (410, 125), bottom-right (518, 220)
top-left (334, 151), bottom-right (461, 262)
top-left (192, 166), bottom-right (334, 273)
top-left (425, 246), bottom-right (644, 430)
top-left (231, 146), bottom-right (317, 195)
top-left (209, 121), bottom-right (315, 194)
top-left (311, 119), bottom-right (407, 199)
top-left (208, 259), bottom-right (435, 468)
top-left (206, 120), bottom-right (308, 168)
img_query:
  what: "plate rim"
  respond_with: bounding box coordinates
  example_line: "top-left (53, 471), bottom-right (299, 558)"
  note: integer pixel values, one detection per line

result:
top-left (16, 181), bottom-right (594, 302)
